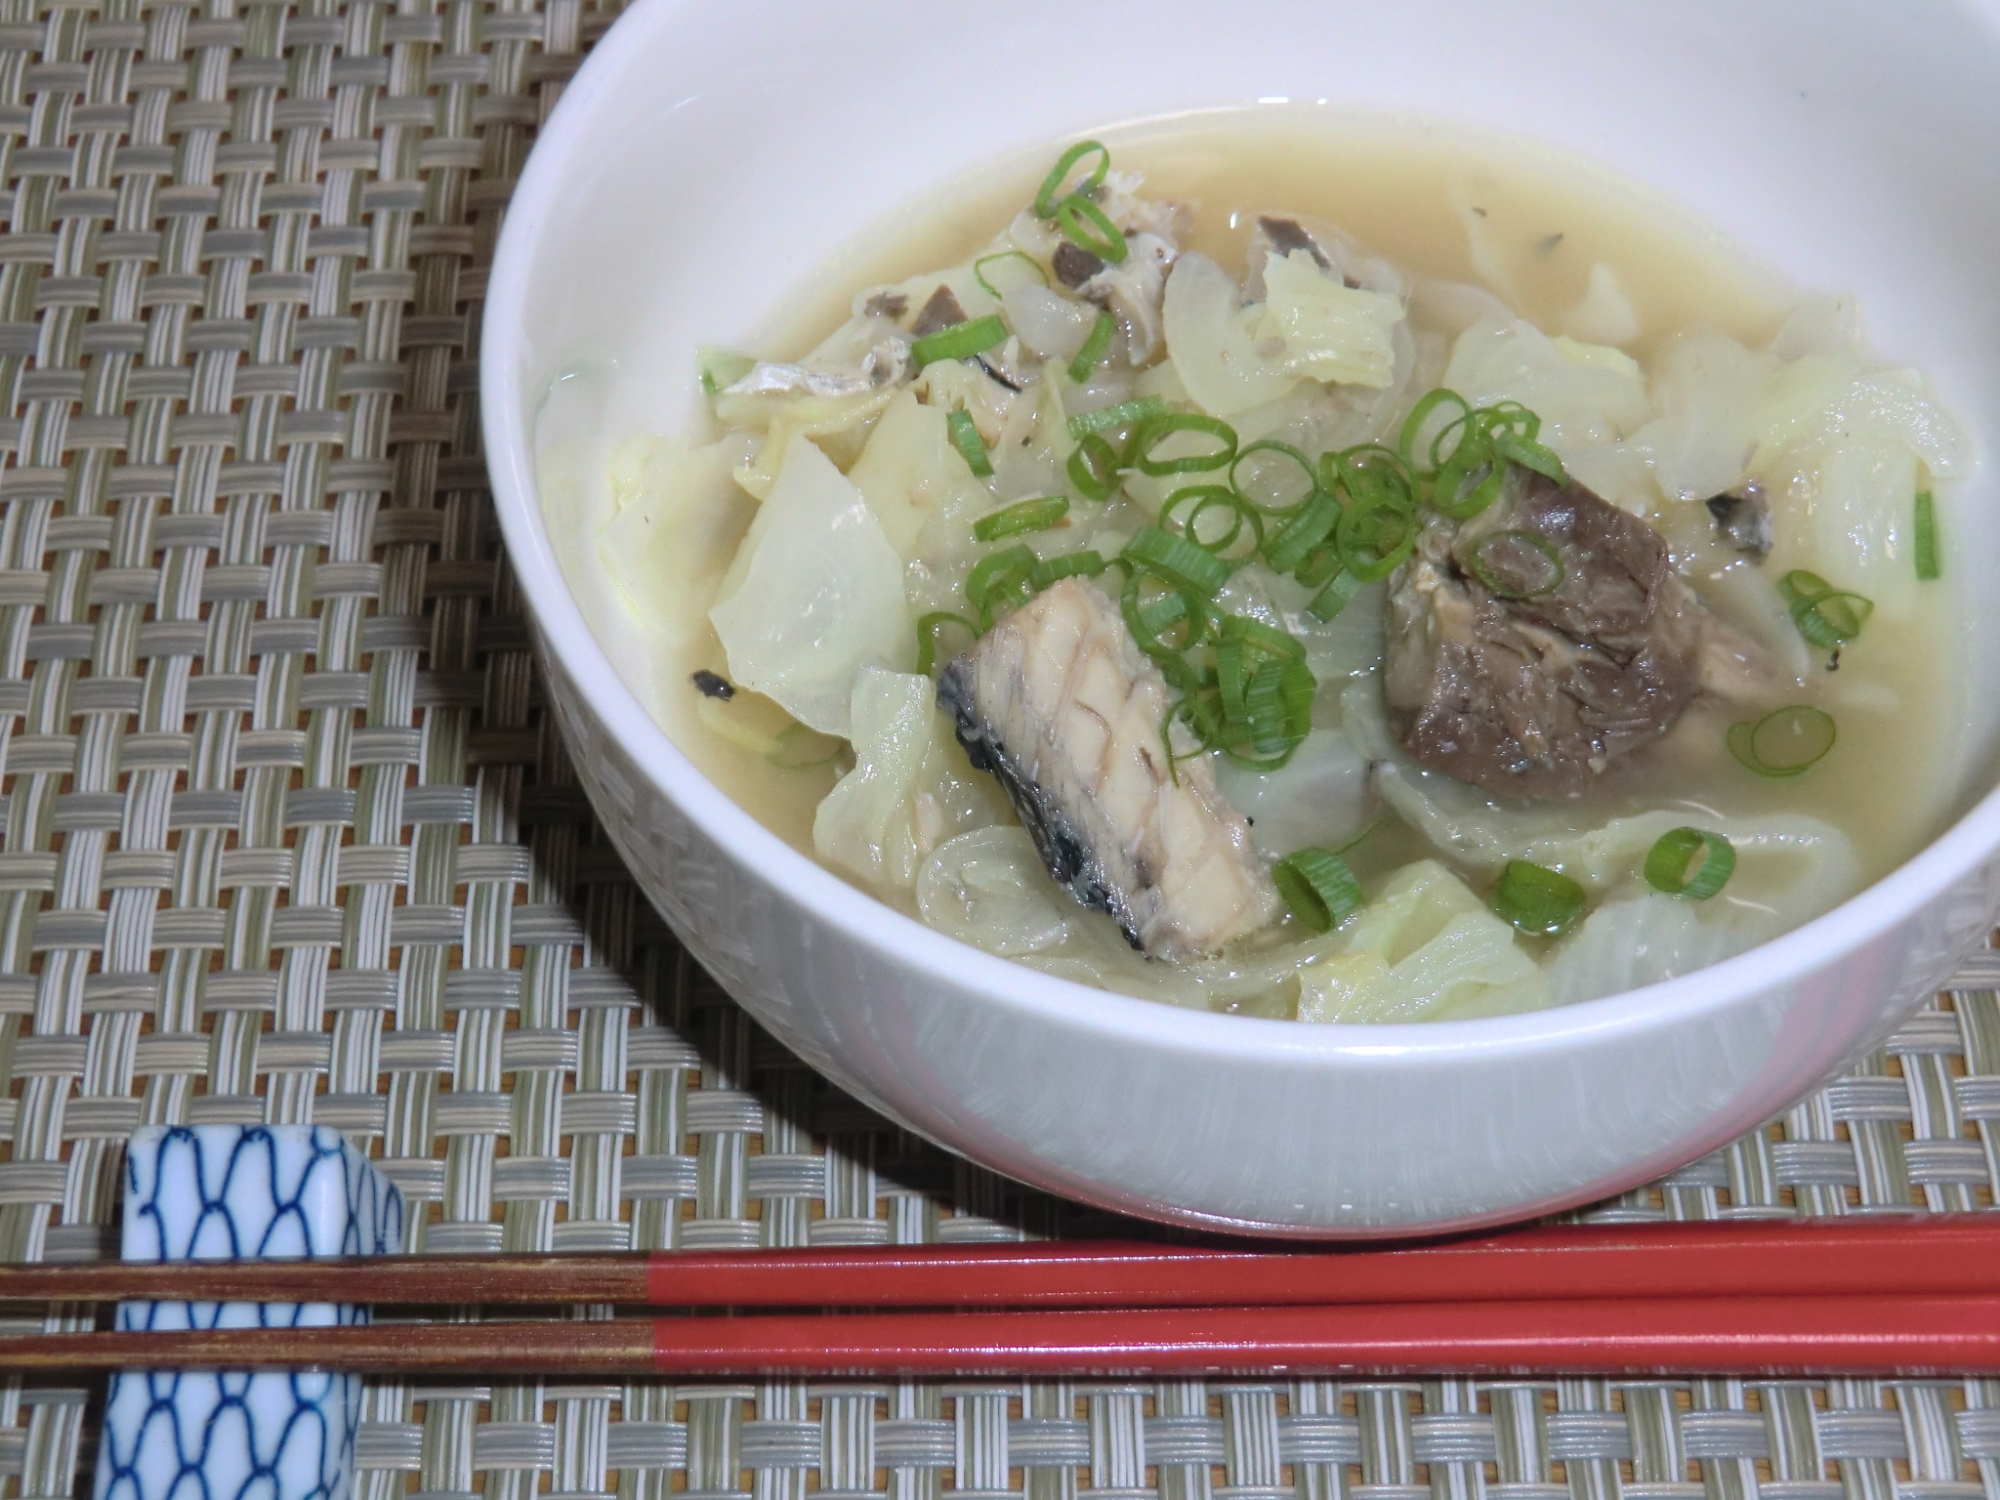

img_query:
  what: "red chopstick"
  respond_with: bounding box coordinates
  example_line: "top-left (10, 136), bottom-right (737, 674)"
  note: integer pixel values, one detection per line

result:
top-left (9, 1294), bottom-right (2000, 1376)
top-left (4, 1218), bottom-right (1996, 1308)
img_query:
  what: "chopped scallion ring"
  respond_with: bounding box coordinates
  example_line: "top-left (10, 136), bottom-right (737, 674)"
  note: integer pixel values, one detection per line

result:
top-left (1492, 860), bottom-right (1587, 936)
top-left (911, 314), bottom-right (1008, 369)
top-left (1033, 140), bottom-right (1111, 220)
top-left (973, 250), bottom-right (1049, 300)
top-left (946, 409), bottom-right (993, 478)
top-left (1467, 529), bottom-right (1565, 599)
top-left (1307, 569), bottom-right (1363, 621)
top-left (1068, 311), bottom-right (1116, 383)
top-left (1123, 523), bottom-right (1230, 598)
top-left (1261, 489), bottom-right (1340, 574)
top-left (1161, 485), bottom-right (1263, 562)
top-left (1274, 848), bottom-right (1364, 933)
top-left (965, 544), bottom-right (1039, 629)
top-left (973, 494), bottom-right (1068, 543)
top-left (1644, 827), bottom-right (1736, 900)
top-left (1054, 192), bottom-right (1128, 264)
top-left (1067, 433), bottom-right (1124, 501)
top-left (1067, 396), bottom-right (1165, 441)
top-left (1915, 490), bottom-right (1942, 580)
top-left (915, 611), bottom-right (977, 676)
top-left (1777, 569), bottom-right (1872, 649)
top-left (1121, 569), bottom-right (1209, 663)
top-left (1230, 440), bottom-right (1318, 514)
top-left (1132, 411), bottom-right (1238, 476)
top-left (1029, 549), bottom-right (1105, 591)
top-left (1336, 492), bottom-right (1419, 582)
top-left (1727, 704), bottom-right (1837, 778)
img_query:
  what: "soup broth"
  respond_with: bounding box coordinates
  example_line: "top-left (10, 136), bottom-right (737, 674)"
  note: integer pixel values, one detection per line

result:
top-left (558, 109), bottom-right (1972, 1021)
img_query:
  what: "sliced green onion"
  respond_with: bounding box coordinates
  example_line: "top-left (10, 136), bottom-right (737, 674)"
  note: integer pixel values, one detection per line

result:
top-left (1777, 569), bottom-right (1872, 649)
top-left (1120, 570), bottom-right (1210, 667)
top-left (1336, 492), bottom-right (1419, 582)
top-left (1264, 659), bottom-right (1317, 746)
top-left (1030, 549), bottom-right (1105, 591)
top-left (1067, 396), bottom-right (1165, 441)
top-left (1217, 612), bottom-right (1306, 660)
top-left (1230, 440), bottom-right (1318, 514)
top-left (916, 611), bottom-right (977, 676)
top-left (1643, 827), bottom-right (1736, 900)
top-left (1326, 443), bottom-right (1420, 514)
top-left (1915, 490), bottom-right (1941, 581)
top-left (1307, 569), bottom-right (1364, 621)
top-left (1123, 523), bottom-right (1229, 598)
top-left (1492, 860), bottom-right (1587, 936)
top-left (973, 250), bottom-right (1048, 300)
top-left (1467, 529), bottom-right (1565, 599)
top-left (1033, 140), bottom-right (1111, 219)
top-left (1293, 542), bottom-right (1343, 590)
top-left (1215, 636), bottom-right (1248, 723)
top-left (947, 408), bottom-right (993, 478)
top-left (966, 544), bottom-right (1039, 628)
top-left (911, 315), bottom-right (1008, 369)
top-left (1261, 489), bottom-right (1340, 574)
top-left (1491, 427), bottom-right (1567, 483)
top-left (1727, 704), bottom-right (1837, 778)
top-left (1054, 192), bottom-right (1128, 264)
top-left (1131, 412), bottom-right (1237, 477)
top-left (1068, 311), bottom-right (1116, 383)
top-left (1274, 848), bottom-right (1364, 933)
top-left (1161, 485), bottom-right (1263, 562)
top-left (1398, 389), bottom-right (1474, 475)
top-left (1067, 433), bottom-right (1124, 501)
top-left (973, 494), bottom-right (1068, 542)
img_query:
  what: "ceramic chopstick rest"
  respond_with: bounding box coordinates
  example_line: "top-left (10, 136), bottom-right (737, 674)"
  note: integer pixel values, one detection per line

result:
top-left (92, 1125), bottom-right (403, 1500)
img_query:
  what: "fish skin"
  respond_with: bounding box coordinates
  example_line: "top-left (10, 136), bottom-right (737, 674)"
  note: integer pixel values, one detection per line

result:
top-left (937, 577), bottom-right (1279, 962)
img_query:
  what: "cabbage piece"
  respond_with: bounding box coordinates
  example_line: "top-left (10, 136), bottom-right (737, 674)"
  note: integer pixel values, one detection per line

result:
top-left (1214, 727), bottom-right (1372, 860)
top-left (710, 433), bottom-right (910, 735)
top-left (1254, 250), bottom-right (1404, 388)
top-left (1544, 889), bottom-right (1780, 1007)
top-left (1442, 316), bottom-right (1653, 451)
top-left (912, 359), bottom-right (1019, 446)
top-left (916, 825), bottom-right (1076, 957)
top-left (1297, 860), bottom-right (1548, 1023)
top-left (814, 668), bottom-right (1000, 889)
top-left (1751, 353), bottom-right (1968, 607)
top-left (1559, 262), bottom-right (1642, 347)
top-left (1626, 329), bottom-right (1770, 503)
top-left (1162, 252), bottom-right (1301, 418)
top-left (846, 391), bottom-right (991, 557)
top-left (723, 388), bottom-right (895, 501)
top-left (1003, 285), bottom-right (1098, 364)
top-left (597, 435), bottom-right (751, 647)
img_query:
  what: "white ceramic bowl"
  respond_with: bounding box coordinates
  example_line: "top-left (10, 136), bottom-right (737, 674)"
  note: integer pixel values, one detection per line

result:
top-left (483, 0), bottom-right (2000, 1234)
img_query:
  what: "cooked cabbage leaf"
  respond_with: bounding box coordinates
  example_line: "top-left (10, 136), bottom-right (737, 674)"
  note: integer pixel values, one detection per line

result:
top-left (710, 433), bottom-right (909, 735)
top-left (1297, 860), bottom-right (1548, 1023)
top-left (814, 668), bottom-right (1000, 889)
top-left (1255, 249), bottom-right (1404, 388)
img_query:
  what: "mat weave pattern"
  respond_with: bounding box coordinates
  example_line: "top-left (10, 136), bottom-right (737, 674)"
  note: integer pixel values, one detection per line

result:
top-left (2, 2), bottom-right (2000, 1497)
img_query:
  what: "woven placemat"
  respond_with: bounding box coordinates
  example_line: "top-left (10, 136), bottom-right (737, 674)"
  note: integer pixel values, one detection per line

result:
top-left (2, 1), bottom-right (2000, 1496)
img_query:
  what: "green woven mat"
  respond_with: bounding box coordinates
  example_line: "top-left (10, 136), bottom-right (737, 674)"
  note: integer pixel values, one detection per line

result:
top-left (2, 0), bottom-right (2000, 1496)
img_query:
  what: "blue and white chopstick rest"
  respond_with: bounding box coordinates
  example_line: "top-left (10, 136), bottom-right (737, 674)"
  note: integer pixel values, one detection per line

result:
top-left (92, 1125), bottom-right (402, 1500)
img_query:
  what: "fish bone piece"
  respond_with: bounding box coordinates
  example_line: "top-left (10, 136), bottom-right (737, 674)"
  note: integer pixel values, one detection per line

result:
top-left (937, 577), bottom-right (1278, 962)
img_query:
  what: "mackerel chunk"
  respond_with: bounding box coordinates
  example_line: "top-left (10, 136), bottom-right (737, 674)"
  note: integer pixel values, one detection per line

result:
top-left (937, 577), bottom-right (1279, 962)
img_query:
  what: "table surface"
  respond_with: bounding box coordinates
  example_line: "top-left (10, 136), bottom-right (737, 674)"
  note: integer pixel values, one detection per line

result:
top-left (3, 1), bottom-right (2000, 1497)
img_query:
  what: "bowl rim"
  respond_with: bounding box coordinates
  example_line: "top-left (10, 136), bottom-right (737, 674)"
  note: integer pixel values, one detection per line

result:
top-left (480, 0), bottom-right (2000, 1065)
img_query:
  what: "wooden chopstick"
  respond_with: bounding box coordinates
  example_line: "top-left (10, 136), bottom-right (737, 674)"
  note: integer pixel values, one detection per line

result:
top-left (9, 1294), bottom-right (2000, 1376)
top-left (5, 1218), bottom-right (1998, 1309)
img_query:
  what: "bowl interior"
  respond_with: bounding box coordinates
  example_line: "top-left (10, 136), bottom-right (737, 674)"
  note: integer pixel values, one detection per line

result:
top-left (488, 0), bottom-right (2000, 1029)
